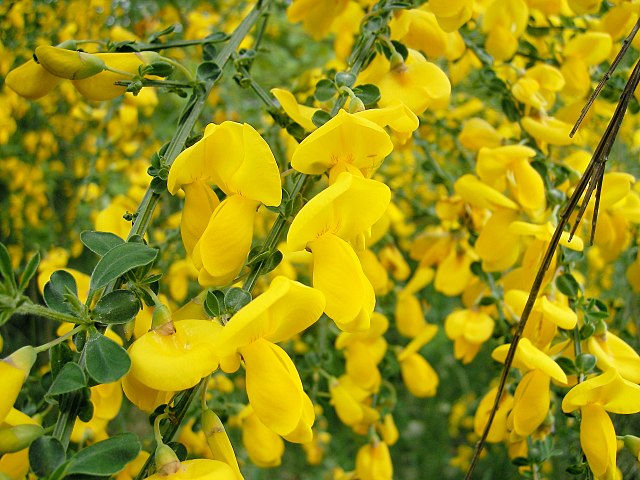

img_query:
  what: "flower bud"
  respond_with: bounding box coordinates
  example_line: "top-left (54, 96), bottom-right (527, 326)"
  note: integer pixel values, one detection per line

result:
top-left (35, 46), bottom-right (106, 80)
top-left (154, 444), bottom-right (182, 476)
top-left (151, 304), bottom-right (174, 334)
top-left (0, 424), bottom-right (44, 454)
top-left (202, 409), bottom-right (244, 479)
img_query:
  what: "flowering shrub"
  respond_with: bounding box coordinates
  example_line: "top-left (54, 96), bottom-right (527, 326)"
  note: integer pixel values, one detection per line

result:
top-left (1, 0), bottom-right (640, 479)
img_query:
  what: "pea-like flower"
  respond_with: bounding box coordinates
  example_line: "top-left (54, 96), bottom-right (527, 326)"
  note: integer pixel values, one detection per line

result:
top-left (167, 121), bottom-right (282, 287)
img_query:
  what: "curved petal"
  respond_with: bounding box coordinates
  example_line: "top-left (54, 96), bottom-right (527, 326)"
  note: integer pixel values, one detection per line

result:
top-left (355, 101), bottom-right (419, 134)
top-left (511, 370), bottom-right (550, 436)
top-left (197, 195), bottom-right (258, 287)
top-left (128, 320), bottom-right (220, 391)
top-left (587, 333), bottom-right (640, 383)
top-left (291, 110), bottom-right (393, 176)
top-left (287, 173), bottom-right (390, 250)
top-left (512, 158), bottom-right (546, 215)
top-left (241, 339), bottom-right (304, 437)
top-left (5, 59), bottom-right (61, 99)
top-left (492, 338), bottom-right (567, 384)
top-left (454, 174), bottom-right (518, 210)
top-left (562, 368), bottom-right (640, 414)
top-left (271, 88), bottom-right (318, 132)
top-left (579, 404), bottom-right (617, 478)
top-left (180, 181), bottom-right (220, 256)
top-left (311, 233), bottom-right (374, 331)
top-left (215, 276), bottom-right (325, 356)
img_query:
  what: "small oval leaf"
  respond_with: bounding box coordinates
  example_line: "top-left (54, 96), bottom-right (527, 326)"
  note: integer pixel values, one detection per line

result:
top-left (29, 436), bottom-right (66, 478)
top-left (18, 251), bottom-right (41, 292)
top-left (43, 270), bottom-right (79, 315)
top-left (80, 231), bottom-right (124, 256)
top-left (89, 242), bottom-right (158, 292)
top-left (92, 290), bottom-right (140, 325)
top-left (45, 362), bottom-right (87, 401)
top-left (65, 432), bottom-right (141, 476)
top-left (85, 330), bottom-right (131, 383)
top-left (224, 287), bottom-right (252, 313)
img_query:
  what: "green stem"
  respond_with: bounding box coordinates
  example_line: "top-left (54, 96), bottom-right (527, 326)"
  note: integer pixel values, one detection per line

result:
top-left (15, 302), bottom-right (83, 324)
top-left (33, 324), bottom-right (87, 354)
top-left (158, 56), bottom-right (195, 81)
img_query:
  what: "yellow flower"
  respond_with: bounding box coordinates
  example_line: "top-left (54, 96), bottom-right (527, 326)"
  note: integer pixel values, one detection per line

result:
top-left (329, 377), bottom-right (380, 428)
top-left (127, 319), bottom-right (221, 392)
top-left (429, 0), bottom-right (474, 32)
top-left (34, 45), bottom-right (106, 80)
top-left (4, 59), bottom-right (61, 99)
top-left (562, 369), bottom-right (640, 479)
top-left (238, 406), bottom-right (285, 467)
top-left (0, 409), bottom-right (41, 479)
top-left (201, 410), bottom-right (244, 480)
top-left (214, 277), bottom-right (325, 442)
top-left (271, 88), bottom-right (318, 132)
top-left (561, 32), bottom-right (613, 97)
top-left (444, 309), bottom-right (495, 364)
top-left (0, 347), bottom-right (36, 424)
top-left (287, 172), bottom-right (390, 331)
top-left (355, 440), bottom-right (393, 480)
top-left (287, 0), bottom-right (350, 40)
top-left (291, 110), bottom-right (393, 182)
top-left (398, 351), bottom-right (439, 397)
top-left (492, 338), bottom-right (567, 384)
top-left (482, 0), bottom-right (529, 61)
top-left (358, 49), bottom-right (451, 115)
top-left (144, 459), bottom-right (235, 479)
top-left (167, 121), bottom-right (281, 287)
top-left (394, 292), bottom-right (427, 338)
top-left (507, 370), bottom-right (551, 436)
top-left (474, 386), bottom-right (514, 443)
top-left (587, 332), bottom-right (640, 383)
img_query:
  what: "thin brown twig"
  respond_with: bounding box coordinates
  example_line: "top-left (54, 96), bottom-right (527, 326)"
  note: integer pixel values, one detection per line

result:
top-left (464, 42), bottom-right (640, 480)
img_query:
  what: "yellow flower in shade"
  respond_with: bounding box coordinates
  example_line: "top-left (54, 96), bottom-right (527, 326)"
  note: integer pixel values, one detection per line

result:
top-left (429, 0), bottom-right (474, 32)
top-left (287, 172), bottom-right (390, 331)
top-left (511, 64), bottom-right (565, 112)
top-left (434, 240), bottom-right (477, 296)
top-left (475, 209), bottom-right (521, 272)
top-left (561, 32), bottom-right (613, 97)
top-left (568, 0), bottom-right (602, 14)
top-left (127, 319), bottom-right (221, 392)
top-left (121, 371), bottom-right (174, 413)
top-left (482, 0), bottom-right (529, 61)
top-left (270, 88), bottom-right (318, 132)
top-left (291, 110), bottom-right (393, 182)
top-left (474, 386), bottom-right (514, 443)
top-left (144, 459), bottom-right (235, 480)
top-left (0, 347), bottom-right (36, 424)
top-left (4, 59), bottom-right (61, 99)
top-left (454, 174), bottom-right (519, 211)
top-left (238, 406), bottom-right (285, 468)
top-left (476, 145), bottom-right (546, 216)
top-left (357, 249), bottom-right (390, 295)
top-left (562, 369), bottom-right (640, 479)
top-left (214, 277), bottom-right (325, 442)
top-left (390, 9), bottom-right (455, 58)
top-left (358, 49), bottom-right (451, 115)
top-left (355, 440), bottom-right (393, 480)
top-left (286, 0), bottom-right (350, 40)
top-left (167, 121), bottom-right (281, 287)
top-left (397, 325), bottom-right (439, 397)
top-left (329, 376), bottom-right (380, 428)
top-left (587, 332), bottom-right (640, 384)
top-left (458, 118), bottom-right (503, 151)
top-left (444, 309), bottom-right (495, 364)
top-left (377, 413), bottom-right (399, 446)
top-left (394, 292), bottom-right (427, 338)
top-left (492, 338), bottom-right (567, 384)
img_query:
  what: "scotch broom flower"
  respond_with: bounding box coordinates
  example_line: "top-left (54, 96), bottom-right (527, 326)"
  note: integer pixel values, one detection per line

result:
top-left (167, 121), bottom-right (281, 287)
top-left (355, 439), bottom-right (393, 480)
top-left (0, 347), bottom-right (36, 424)
top-left (291, 109), bottom-right (393, 182)
top-left (287, 172), bottom-right (390, 331)
top-left (444, 309), bottom-right (495, 364)
top-left (562, 369), bottom-right (640, 479)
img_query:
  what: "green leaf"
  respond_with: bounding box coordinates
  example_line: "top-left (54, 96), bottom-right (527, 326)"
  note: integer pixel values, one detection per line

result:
top-left (353, 84), bottom-right (381, 106)
top-left (89, 242), bottom-right (158, 292)
top-left (80, 231), bottom-right (124, 256)
top-left (0, 243), bottom-right (16, 290)
top-left (148, 24), bottom-right (175, 43)
top-left (29, 436), bottom-right (66, 478)
top-left (85, 329), bottom-right (131, 383)
top-left (205, 290), bottom-right (225, 317)
top-left (50, 341), bottom-right (74, 378)
top-left (511, 457), bottom-right (529, 467)
top-left (197, 61), bottom-right (221, 82)
top-left (314, 79), bottom-right (337, 102)
top-left (18, 251), bottom-right (40, 292)
top-left (262, 250), bottom-right (283, 275)
top-left (555, 356), bottom-right (577, 375)
top-left (555, 273), bottom-right (581, 298)
top-left (45, 362), bottom-right (87, 401)
top-left (334, 71), bottom-right (356, 88)
top-left (92, 290), bottom-right (140, 325)
top-left (44, 270), bottom-right (79, 315)
top-left (247, 245), bottom-right (270, 266)
top-left (312, 110), bottom-right (332, 128)
top-left (224, 287), bottom-right (252, 313)
top-left (575, 353), bottom-right (597, 373)
top-left (65, 433), bottom-right (141, 476)
top-left (146, 61), bottom-right (174, 77)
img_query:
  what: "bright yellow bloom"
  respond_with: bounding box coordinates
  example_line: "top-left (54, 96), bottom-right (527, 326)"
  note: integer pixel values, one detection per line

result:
top-left (587, 332), bottom-right (640, 383)
top-left (288, 172), bottom-right (390, 331)
top-left (508, 370), bottom-right (551, 436)
top-left (482, 0), bottom-right (529, 61)
top-left (329, 377), bottom-right (380, 428)
top-left (271, 88), bottom-right (318, 132)
top-left (0, 347), bottom-right (36, 424)
top-left (34, 45), bottom-right (106, 80)
top-left (0, 409), bottom-right (40, 479)
top-left (563, 369), bottom-right (640, 479)
top-left (474, 386), bottom-right (514, 443)
top-left (168, 121), bottom-right (281, 287)
top-left (202, 410), bottom-right (244, 480)
top-left (358, 49), bottom-right (451, 115)
top-left (215, 277), bottom-right (325, 442)
top-left (127, 320), bottom-right (220, 392)
top-left (239, 406), bottom-right (285, 467)
top-left (355, 440), bottom-right (393, 480)
top-left (492, 338), bottom-right (567, 384)
top-left (287, 0), bottom-right (350, 40)
top-left (144, 459), bottom-right (235, 479)
top-left (291, 110), bottom-right (393, 182)
top-left (4, 59), bottom-right (61, 99)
